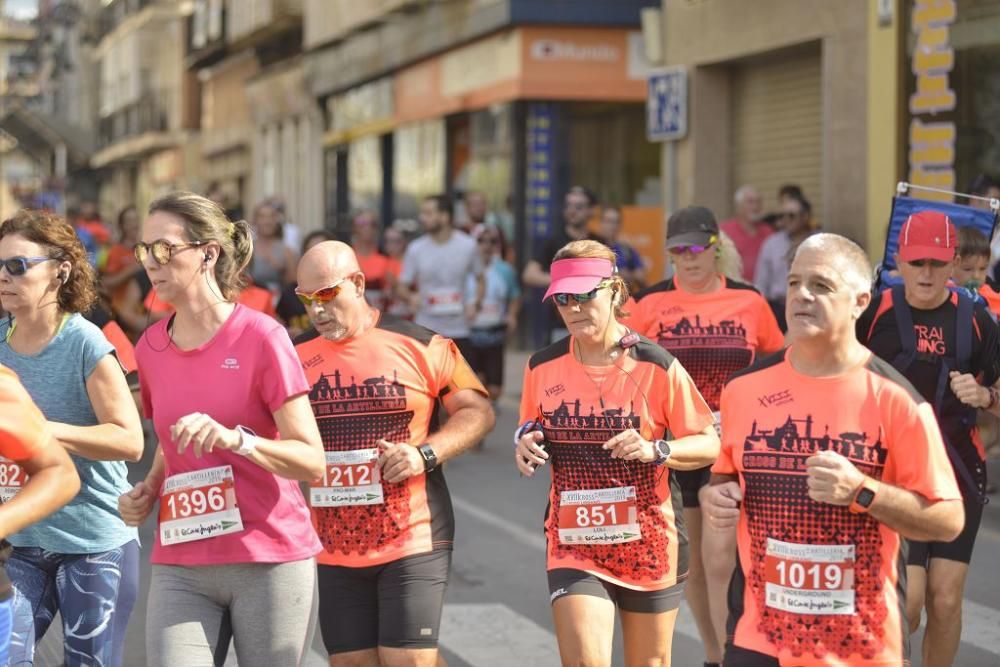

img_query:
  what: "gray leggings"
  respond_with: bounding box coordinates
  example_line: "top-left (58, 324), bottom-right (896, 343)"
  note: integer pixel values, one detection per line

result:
top-left (146, 558), bottom-right (318, 667)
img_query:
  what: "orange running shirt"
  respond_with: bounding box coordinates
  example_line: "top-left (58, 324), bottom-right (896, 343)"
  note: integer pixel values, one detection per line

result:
top-left (624, 276), bottom-right (784, 410)
top-left (0, 366), bottom-right (53, 461)
top-left (295, 314), bottom-right (487, 567)
top-left (520, 336), bottom-right (714, 590)
top-left (713, 350), bottom-right (961, 666)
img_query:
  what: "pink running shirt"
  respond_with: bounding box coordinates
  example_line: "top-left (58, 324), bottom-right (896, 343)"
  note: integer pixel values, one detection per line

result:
top-left (136, 304), bottom-right (321, 565)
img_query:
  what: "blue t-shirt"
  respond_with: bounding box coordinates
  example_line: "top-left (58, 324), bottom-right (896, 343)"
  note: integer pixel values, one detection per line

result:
top-left (465, 258), bottom-right (521, 345)
top-left (0, 313), bottom-right (138, 553)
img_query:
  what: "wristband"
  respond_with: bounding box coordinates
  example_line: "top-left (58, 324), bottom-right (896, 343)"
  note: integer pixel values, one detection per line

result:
top-left (514, 420), bottom-right (539, 448)
top-left (235, 425), bottom-right (259, 457)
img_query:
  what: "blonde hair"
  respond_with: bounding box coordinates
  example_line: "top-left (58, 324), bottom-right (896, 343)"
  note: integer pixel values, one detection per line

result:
top-left (715, 231), bottom-right (744, 281)
top-left (149, 191), bottom-right (254, 301)
top-left (552, 239), bottom-right (630, 318)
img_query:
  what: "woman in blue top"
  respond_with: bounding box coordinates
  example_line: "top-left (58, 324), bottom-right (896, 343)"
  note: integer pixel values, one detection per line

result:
top-left (0, 210), bottom-right (143, 667)
top-left (465, 224), bottom-right (521, 402)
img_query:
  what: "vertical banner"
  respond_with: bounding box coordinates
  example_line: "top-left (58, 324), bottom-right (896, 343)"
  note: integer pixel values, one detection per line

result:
top-left (526, 103), bottom-right (555, 243)
top-left (907, 0), bottom-right (957, 200)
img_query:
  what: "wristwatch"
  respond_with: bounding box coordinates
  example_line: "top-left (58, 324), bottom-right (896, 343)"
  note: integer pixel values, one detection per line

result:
top-left (234, 425), bottom-right (259, 457)
top-left (849, 477), bottom-right (880, 514)
top-left (418, 444), bottom-right (438, 472)
top-left (652, 439), bottom-right (671, 466)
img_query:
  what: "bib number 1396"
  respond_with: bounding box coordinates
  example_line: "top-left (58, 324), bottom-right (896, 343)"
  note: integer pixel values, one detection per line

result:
top-left (159, 465), bottom-right (243, 546)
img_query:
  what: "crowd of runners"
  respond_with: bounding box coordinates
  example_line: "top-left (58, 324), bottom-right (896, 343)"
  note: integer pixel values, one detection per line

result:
top-left (0, 184), bottom-right (992, 667)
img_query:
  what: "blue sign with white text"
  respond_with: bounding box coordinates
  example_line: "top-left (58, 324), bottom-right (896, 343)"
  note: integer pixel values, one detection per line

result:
top-left (647, 67), bottom-right (687, 141)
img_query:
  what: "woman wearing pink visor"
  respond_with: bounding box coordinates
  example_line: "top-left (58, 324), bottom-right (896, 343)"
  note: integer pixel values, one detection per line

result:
top-left (514, 239), bottom-right (720, 666)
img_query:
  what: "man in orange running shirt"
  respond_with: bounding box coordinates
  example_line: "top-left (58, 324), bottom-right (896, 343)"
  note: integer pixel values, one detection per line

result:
top-left (703, 234), bottom-right (964, 666)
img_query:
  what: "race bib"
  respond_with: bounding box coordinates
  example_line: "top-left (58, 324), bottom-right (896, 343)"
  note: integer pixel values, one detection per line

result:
top-left (159, 465), bottom-right (243, 546)
top-left (425, 289), bottom-right (463, 316)
top-left (0, 457), bottom-right (26, 503)
top-left (310, 449), bottom-right (384, 507)
top-left (557, 486), bottom-right (641, 545)
top-left (712, 410), bottom-right (722, 438)
top-left (764, 538), bottom-right (856, 615)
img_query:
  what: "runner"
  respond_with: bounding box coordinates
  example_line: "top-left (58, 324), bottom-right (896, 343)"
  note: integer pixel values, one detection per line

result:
top-left (516, 240), bottom-right (719, 666)
top-left (465, 223), bottom-right (521, 404)
top-left (704, 233), bottom-right (964, 666)
top-left (396, 194), bottom-right (479, 355)
top-left (116, 191), bottom-right (325, 667)
top-left (294, 241), bottom-right (494, 666)
top-left (856, 210), bottom-right (1000, 667)
top-left (0, 210), bottom-right (144, 667)
top-left (624, 206), bottom-right (784, 667)
top-left (0, 367), bottom-right (80, 666)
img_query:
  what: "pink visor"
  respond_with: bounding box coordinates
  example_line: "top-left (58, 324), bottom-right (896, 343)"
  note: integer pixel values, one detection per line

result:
top-left (543, 258), bottom-right (615, 301)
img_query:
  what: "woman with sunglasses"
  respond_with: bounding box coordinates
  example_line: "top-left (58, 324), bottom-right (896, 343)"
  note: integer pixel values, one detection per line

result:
top-left (0, 210), bottom-right (144, 667)
top-left (515, 239), bottom-right (719, 666)
top-left (116, 191), bottom-right (325, 667)
top-left (465, 224), bottom-right (521, 404)
top-left (623, 206), bottom-right (784, 667)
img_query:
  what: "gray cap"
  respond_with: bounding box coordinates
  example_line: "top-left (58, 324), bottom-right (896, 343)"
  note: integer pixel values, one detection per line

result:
top-left (666, 206), bottom-right (720, 248)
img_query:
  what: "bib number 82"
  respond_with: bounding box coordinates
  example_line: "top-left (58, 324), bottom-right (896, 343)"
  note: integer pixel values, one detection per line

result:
top-left (166, 486), bottom-right (225, 519)
top-left (774, 561), bottom-right (844, 590)
top-left (0, 462), bottom-right (23, 486)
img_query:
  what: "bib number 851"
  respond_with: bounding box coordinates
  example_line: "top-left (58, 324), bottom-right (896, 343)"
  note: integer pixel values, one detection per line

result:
top-left (574, 504), bottom-right (618, 527)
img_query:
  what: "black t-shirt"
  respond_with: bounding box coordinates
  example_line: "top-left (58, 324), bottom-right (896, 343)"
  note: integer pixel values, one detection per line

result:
top-left (533, 225), bottom-right (598, 269)
top-left (857, 289), bottom-right (1000, 467)
top-left (276, 283), bottom-right (311, 334)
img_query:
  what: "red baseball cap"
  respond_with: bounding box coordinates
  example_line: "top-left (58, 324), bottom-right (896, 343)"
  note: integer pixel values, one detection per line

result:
top-left (897, 210), bottom-right (956, 262)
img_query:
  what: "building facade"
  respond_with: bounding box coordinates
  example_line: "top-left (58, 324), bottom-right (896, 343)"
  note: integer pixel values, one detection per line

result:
top-left (304, 0), bottom-right (661, 266)
top-left (92, 0), bottom-right (191, 218)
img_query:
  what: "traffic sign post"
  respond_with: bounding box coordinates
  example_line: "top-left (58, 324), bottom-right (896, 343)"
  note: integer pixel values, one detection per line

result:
top-left (647, 66), bottom-right (688, 142)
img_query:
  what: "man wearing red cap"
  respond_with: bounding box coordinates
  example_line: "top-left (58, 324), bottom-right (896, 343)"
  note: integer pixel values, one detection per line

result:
top-left (857, 210), bottom-right (1000, 667)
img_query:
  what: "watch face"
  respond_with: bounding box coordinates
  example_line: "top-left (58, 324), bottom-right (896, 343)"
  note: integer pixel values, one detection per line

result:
top-left (856, 488), bottom-right (876, 508)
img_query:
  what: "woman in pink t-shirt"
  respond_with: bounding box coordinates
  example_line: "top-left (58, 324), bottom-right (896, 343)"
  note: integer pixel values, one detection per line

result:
top-left (117, 191), bottom-right (325, 667)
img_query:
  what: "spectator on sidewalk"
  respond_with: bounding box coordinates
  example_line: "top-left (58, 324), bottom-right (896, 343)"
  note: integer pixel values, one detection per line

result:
top-left (720, 185), bottom-right (771, 283)
top-left (599, 205), bottom-right (646, 291)
top-left (755, 194), bottom-right (816, 331)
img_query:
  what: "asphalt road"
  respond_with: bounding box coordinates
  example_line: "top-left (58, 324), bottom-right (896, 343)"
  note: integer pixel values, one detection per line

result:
top-left (34, 351), bottom-right (1000, 666)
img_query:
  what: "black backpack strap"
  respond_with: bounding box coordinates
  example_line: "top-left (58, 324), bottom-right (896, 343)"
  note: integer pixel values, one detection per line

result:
top-left (954, 290), bottom-right (974, 373)
top-left (935, 291), bottom-right (987, 505)
top-left (890, 285), bottom-right (917, 370)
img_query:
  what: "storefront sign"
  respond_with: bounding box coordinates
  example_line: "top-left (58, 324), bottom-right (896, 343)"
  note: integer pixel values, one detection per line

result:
top-left (907, 0), bottom-right (957, 200)
top-left (526, 104), bottom-right (555, 241)
top-left (647, 66), bottom-right (687, 142)
top-left (325, 76), bottom-right (395, 145)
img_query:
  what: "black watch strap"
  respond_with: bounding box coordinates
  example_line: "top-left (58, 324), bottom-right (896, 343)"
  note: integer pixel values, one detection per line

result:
top-left (418, 444), bottom-right (438, 472)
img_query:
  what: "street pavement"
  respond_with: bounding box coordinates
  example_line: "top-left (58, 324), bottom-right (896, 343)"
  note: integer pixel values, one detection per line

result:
top-left (35, 350), bottom-right (1000, 666)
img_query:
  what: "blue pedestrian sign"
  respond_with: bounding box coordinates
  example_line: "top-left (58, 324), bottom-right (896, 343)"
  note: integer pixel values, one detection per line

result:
top-left (647, 66), bottom-right (688, 142)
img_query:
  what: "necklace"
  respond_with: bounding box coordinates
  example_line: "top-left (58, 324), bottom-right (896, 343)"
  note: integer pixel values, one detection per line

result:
top-left (574, 339), bottom-right (627, 410)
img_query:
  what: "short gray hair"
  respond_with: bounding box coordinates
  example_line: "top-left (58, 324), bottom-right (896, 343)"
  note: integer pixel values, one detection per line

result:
top-left (734, 185), bottom-right (759, 206)
top-left (794, 233), bottom-right (872, 296)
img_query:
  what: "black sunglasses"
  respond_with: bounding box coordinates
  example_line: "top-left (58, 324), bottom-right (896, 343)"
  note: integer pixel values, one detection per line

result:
top-left (0, 256), bottom-right (57, 277)
top-left (552, 280), bottom-right (613, 306)
top-left (134, 240), bottom-right (208, 265)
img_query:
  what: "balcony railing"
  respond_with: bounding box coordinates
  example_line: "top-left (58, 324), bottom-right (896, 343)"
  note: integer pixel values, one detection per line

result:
top-left (97, 0), bottom-right (156, 43)
top-left (98, 91), bottom-right (173, 149)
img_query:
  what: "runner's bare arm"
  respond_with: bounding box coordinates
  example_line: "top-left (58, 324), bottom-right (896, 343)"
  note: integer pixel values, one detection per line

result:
top-left (866, 483), bottom-right (964, 543)
top-left (806, 450), bottom-right (963, 542)
top-left (118, 445), bottom-right (164, 526)
top-left (0, 438), bottom-right (80, 539)
top-left (50, 355), bottom-right (144, 462)
top-left (521, 260), bottom-right (550, 288)
top-left (949, 371), bottom-right (1000, 416)
top-left (432, 387), bottom-right (496, 462)
top-left (664, 425), bottom-right (720, 470)
top-left (241, 395), bottom-right (325, 481)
